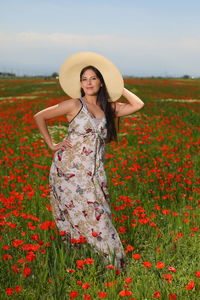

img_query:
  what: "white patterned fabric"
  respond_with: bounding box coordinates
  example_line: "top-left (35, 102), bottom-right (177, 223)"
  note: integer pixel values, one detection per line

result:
top-left (49, 96), bottom-right (126, 269)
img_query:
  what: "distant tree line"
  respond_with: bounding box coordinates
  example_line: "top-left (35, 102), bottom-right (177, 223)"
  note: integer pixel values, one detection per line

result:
top-left (0, 71), bottom-right (199, 79)
top-left (0, 72), bottom-right (16, 78)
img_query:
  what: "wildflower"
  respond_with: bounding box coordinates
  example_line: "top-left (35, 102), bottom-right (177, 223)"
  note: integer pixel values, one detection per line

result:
top-left (83, 294), bottom-right (91, 300)
top-left (132, 253), bottom-right (141, 260)
top-left (26, 251), bottom-right (36, 261)
top-left (98, 291), bottom-right (108, 298)
top-left (84, 258), bottom-right (94, 264)
top-left (119, 290), bottom-right (133, 296)
top-left (21, 244), bottom-right (40, 251)
top-left (23, 267), bottom-right (31, 277)
top-left (124, 277), bottom-right (132, 283)
top-left (82, 283), bottom-right (90, 290)
top-left (156, 261), bottom-right (165, 269)
top-left (66, 268), bottom-right (75, 273)
top-left (143, 261), bottom-right (152, 268)
top-left (106, 264), bottom-right (115, 269)
top-left (3, 254), bottom-right (13, 260)
top-left (195, 271), bottom-right (200, 277)
top-left (15, 286), bottom-right (22, 293)
top-left (168, 266), bottom-right (177, 272)
top-left (168, 294), bottom-right (177, 300)
top-left (39, 221), bottom-right (55, 230)
top-left (5, 288), bottom-right (14, 295)
top-left (104, 280), bottom-right (117, 287)
top-left (125, 245), bottom-right (135, 253)
top-left (12, 239), bottom-right (24, 247)
top-left (161, 274), bottom-right (173, 283)
top-left (11, 264), bottom-right (20, 273)
top-left (153, 290), bottom-right (161, 298)
top-left (76, 260), bottom-right (85, 269)
top-left (2, 245), bottom-right (10, 250)
top-left (69, 290), bottom-right (79, 298)
top-left (185, 280), bottom-right (195, 290)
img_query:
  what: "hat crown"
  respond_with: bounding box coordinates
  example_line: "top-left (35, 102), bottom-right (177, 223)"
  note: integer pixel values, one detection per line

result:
top-left (59, 51), bottom-right (124, 102)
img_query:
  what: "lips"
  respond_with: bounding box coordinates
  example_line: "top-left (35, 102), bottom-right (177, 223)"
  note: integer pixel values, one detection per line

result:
top-left (86, 87), bottom-right (93, 89)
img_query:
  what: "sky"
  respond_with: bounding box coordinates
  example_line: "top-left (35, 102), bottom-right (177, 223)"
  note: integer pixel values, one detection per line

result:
top-left (0, 0), bottom-right (200, 77)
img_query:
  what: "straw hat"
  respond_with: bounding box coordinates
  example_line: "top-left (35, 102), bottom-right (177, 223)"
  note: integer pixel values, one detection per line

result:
top-left (59, 51), bottom-right (124, 102)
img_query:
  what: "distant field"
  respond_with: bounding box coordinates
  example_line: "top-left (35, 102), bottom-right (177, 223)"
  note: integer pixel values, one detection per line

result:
top-left (0, 77), bottom-right (200, 299)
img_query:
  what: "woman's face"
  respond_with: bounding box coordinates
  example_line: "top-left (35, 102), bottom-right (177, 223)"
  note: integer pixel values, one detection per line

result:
top-left (80, 69), bottom-right (102, 96)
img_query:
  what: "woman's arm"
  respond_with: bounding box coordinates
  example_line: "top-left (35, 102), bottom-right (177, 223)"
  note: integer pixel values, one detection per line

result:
top-left (33, 99), bottom-right (78, 151)
top-left (113, 88), bottom-right (144, 117)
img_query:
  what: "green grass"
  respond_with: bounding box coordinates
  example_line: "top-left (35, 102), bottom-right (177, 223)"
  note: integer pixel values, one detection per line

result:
top-left (0, 77), bottom-right (199, 299)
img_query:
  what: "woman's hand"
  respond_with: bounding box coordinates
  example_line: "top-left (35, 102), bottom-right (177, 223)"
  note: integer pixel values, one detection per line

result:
top-left (50, 138), bottom-right (72, 152)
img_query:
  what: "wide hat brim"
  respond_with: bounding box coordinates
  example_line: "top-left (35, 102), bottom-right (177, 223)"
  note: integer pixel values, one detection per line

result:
top-left (59, 51), bottom-right (124, 102)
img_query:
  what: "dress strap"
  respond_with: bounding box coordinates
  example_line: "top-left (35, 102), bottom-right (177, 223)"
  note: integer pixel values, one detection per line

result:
top-left (80, 96), bottom-right (87, 108)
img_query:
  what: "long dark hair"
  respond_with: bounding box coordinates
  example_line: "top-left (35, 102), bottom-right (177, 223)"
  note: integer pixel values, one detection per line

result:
top-left (80, 65), bottom-right (118, 143)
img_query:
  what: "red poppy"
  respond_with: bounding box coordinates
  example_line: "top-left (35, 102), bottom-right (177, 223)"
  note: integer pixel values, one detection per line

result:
top-left (26, 251), bottom-right (36, 261)
top-left (125, 245), bottom-right (135, 253)
top-left (84, 258), bottom-right (94, 264)
top-left (98, 291), bottom-right (108, 298)
top-left (66, 268), bottom-right (75, 273)
top-left (104, 280), bottom-right (117, 287)
top-left (168, 266), bottom-right (177, 272)
top-left (76, 260), bottom-right (85, 269)
top-left (5, 288), bottom-right (14, 295)
top-left (168, 294), bottom-right (177, 300)
top-left (82, 283), bottom-right (90, 289)
top-left (23, 267), bottom-right (31, 277)
top-left (156, 261), bottom-right (165, 269)
top-left (106, 264), bottom-right (115, 269)
top-left (161, 274), bottom-right (173, 283)
top-left (3, 254), bottom-right (13, 260)
top-left (195, 271), bottom-right (200, 277)
top-left (124, 277), bottom-right (132, 283)
top-left (143, 261), bottom-right (152, 268)
top-left (69, 290), bottom-right (78, 298)
top-left (132, 253), bottom-right (141, 260)
top-left (15, 286), bottom-right (22, 293)
top-left (12, 239), bottom-right (24, 247)
top-left (2, 245), bottom-right (10, 250)
top-left (185, 280), bottom-right (195, 290)
top-left (153, 291), bottom-right (161, 298)
top-left (83, 294), bottom-right (91, 300)
top-left (119, 290), bottom-right (133, 296)
top-left (190, 227), bottom-right (198, 232)
top-left (11, 264), bottom-right (20, 273)
top-left (39, 220), bottom-right (55, 230)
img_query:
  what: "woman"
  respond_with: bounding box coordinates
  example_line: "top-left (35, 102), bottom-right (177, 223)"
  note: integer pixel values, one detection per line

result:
top-left (34, 52), bottom-right (144, 271)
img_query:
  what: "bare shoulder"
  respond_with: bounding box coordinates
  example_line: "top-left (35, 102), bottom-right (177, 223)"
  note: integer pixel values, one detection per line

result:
top-left (58, 97), bottom-right (82, 113)
top-left (64, 98), bottom-right (83, 122)
top-left (61, 98), bottom-right (81, 108)
top-left (33, 98), bottom-right (82, 120)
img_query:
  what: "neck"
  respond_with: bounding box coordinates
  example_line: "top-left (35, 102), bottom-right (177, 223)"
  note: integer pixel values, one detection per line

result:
top-left (83, 95), bottom-right (97, 105)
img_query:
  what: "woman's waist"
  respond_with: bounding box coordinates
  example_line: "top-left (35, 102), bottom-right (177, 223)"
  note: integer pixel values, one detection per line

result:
top-left (67, 129), bottom-right (107, 141)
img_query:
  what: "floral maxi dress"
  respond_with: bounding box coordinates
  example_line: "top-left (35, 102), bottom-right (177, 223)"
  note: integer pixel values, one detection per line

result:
top-left (49, 96), bottom-right (126, 269)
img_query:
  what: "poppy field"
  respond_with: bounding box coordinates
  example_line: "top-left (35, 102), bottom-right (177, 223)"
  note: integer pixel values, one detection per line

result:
top-left (0, 77), bottom-right (200, 299)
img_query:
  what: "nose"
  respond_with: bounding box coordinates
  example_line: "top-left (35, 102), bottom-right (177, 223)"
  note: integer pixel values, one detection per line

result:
top-left (87, 78), bottom-right (92, 84)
